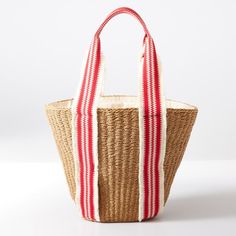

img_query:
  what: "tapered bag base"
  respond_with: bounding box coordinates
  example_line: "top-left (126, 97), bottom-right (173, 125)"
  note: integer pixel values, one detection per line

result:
top-left (46, 98), bottom-right (197, 222)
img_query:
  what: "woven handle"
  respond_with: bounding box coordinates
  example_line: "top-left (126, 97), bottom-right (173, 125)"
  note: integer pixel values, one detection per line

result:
top-left (72, 7), bottom-right (166, 222)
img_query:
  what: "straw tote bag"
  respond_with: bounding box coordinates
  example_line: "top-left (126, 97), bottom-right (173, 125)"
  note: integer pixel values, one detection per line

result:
top-left (46, 7), bottom-right (198, 223)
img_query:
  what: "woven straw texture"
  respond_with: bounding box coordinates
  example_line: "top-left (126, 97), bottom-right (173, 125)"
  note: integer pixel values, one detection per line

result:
top-left (46, 99), bottom-right (197, 222)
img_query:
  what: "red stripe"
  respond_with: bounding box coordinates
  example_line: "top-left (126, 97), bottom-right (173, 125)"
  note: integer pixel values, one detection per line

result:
top-left (76, 37), bottom-right (101, 221)
top-left (143, 39), bottom-right (150, 219)
top-left (143, 38), bottom-right (162, 220)
top-left (77, 41), bottom-right (96, 219)
top-left (83, 44), bottom-right (95, 219)
top-left (76, 44), bottom-right (92, 218)
top-left (87, 44), bottom-right (96, 220)
top-left (148, 38), bottom-right (155, 218)
top-left (95, 7), bottom-right (150, 38)
top-left (152, 39), bottom-right (162, 217)
top-left (78, 38), bottom-right (101, 221)
top-left (150, 38), bottom-right (159, 218)
top-left (83, 40), bottom-right (98, 220)
top-left (87, 39), bottom-right (101, 220)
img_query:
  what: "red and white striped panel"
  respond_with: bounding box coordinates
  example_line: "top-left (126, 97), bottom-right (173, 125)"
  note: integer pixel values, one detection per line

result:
top-left (72, 7), bottom-right (166, 222)
top-left (138, 36), bottom-right (166, 220)
top-left (72, 38), bottom-right (101, 221)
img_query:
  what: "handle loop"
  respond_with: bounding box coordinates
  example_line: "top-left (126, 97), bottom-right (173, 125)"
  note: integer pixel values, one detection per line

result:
top-left (95, 7), bottom-right (151, 38)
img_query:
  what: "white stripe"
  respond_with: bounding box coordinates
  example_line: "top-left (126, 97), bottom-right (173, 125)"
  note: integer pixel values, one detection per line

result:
top-left (138, 53), bottom-right (145, 222)
top-left (157, 51), bottom-right (167, 215)
top-left (84, 40), bottom-right (98, 221)
top-left (92, 54), bottom-right (105, 221)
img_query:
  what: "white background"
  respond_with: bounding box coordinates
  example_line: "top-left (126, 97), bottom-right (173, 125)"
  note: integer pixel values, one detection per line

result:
top-left (0, 0), bottom-right (236, 235)
top-left (0, 0), bottom-right (236, 161)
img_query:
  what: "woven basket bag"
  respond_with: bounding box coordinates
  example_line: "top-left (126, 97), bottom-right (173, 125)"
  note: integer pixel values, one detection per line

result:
top-left (46, 7), bottom-right (198, 223)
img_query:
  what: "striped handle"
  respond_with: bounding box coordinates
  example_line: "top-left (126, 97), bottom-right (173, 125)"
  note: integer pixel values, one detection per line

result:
top-left (95, 7), bottom-right (150, 37)
top-left (72, 7), bottom-right (166, 222)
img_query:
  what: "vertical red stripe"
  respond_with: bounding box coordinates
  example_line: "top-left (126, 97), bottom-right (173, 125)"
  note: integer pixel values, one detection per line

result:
top-left (77, 40), bottom-right (97, 220)
top-left (152, 40), bottom-right (162, 217)
top-left (83, 41), bottom-right (96, 220)
top-left (142, 38), bottom-right (162, 220)
top-left (76, 44), bottom-right (92, 218)
top-left (77, 38), bottom-right (101, 221)
top-left (143, 39), bottom-right (150, 219)
top-left (149, 38), bottom-right (158, 218)
top-left (148, 38), bottom-right (155, 218)
top-left (82, 43), bottom-right (95, 219)
top-left (87, 40), bottom-right (101, 220)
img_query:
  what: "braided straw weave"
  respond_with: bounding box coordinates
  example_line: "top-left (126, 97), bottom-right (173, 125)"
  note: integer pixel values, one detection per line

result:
top-left (46, 98), bottom-right (197, 222)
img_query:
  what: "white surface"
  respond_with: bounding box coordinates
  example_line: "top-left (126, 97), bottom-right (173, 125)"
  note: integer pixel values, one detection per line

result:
top-left (0, 0), bottom-right (236, 160)
top-left (0, 160), bottom-right (236, 236)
